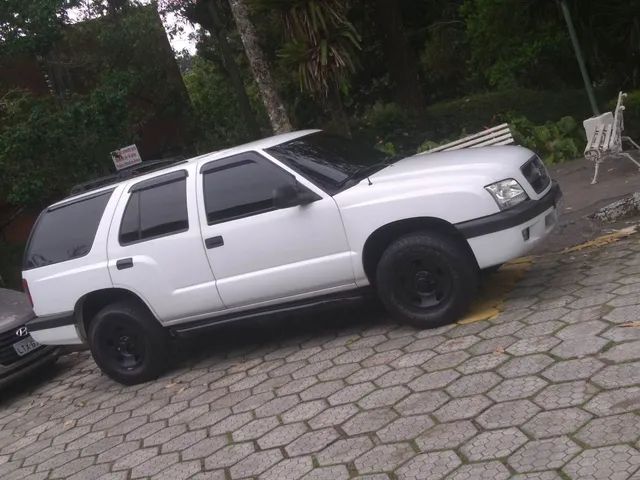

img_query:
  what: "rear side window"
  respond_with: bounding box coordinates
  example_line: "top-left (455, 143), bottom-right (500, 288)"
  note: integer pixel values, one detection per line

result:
top-left (24, 190), bottom-right (113, 269)
top-left (119, 175), bottom-right (188, 245)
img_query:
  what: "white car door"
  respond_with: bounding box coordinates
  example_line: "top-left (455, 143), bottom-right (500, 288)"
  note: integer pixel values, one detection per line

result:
top-left (108, 166), bottom-right (225, 323)
top-left (197, 151), bottom-right (355, 309)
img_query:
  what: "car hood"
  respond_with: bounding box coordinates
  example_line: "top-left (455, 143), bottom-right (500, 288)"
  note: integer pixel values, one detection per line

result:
top-left (0, 288), bottom-right (34, 331)
top-left (370, 145), bottom-right (534, 184)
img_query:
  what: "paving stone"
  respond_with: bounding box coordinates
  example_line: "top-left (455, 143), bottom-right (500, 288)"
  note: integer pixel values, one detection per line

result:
top-left (282, 400), bottom-right (328, 423)
top-left (328, 382), bottom-right (376, 405)
top-left (390, 351), bottom-right (437, 368)
top-left (285, 428), bottom-right (340, 456)
top-left (515, 321), bottom-right (563, 339)
top-left (232, 416), bottom-right (280, 442)
top-left (423, 351), bottom-right (469, 372)
top-left (301, 466), bottom-right (350, 480)
top-left (374, 368), bottom-right (422, 387)
top-left (261, 456), bottom-right (314, 480)
top-left (354, 443), bottom-right (415, 475)
top-left (584, 386), bottom-right (640, 416)
top-left (551, 336), bottom-right (608, 359)
top-left (521, 308), bottom-right (569, 324)
top-left (542, 358), bottom-right (605, 382)
top-left (112, 447), bottom-right (158, 471)
top-left (258, 423), bottom-right (308, 449)
top-left (469, 336), bottom-right (518, 355)
top-left (605, 305), bottom-right (640, 324)
top-left (161, 429), bottom-right (207, 453)
top-left (497, 354), bottom-right (554, 378)
top-left (563, 445), bottom-right (640, 479)
top-left (395, 390), bottom-right (450, 415)
top-left (523, 408), bottom-right (592, 439)
top-left (575, 413), bottom-right (640, 447)
top-left (460, 427), bottom-right (528, 461)
top-left (476, 400), bottom-right (540, 429)
top-left (229, 449), bottom-right (282, 479)
top-left (456, 353), bottom-right (508, 374)
top-left (433, 395), bottom-right (493, 422)
top-left (510, 473), bottom-right (563, 480)
top-left (203, 443), bottom-right (254, 470)
top-left (507, 436), bottom-right (581, 473)
top-left (151, 460), bottom-right (201, 480)
top-left (181, 435), bottom-right (228, 460)
top-left (488, 376), bottom-right (548, 402)
top-left (601, 340), bottom-right (640, 362)
top-left (445, 372), bottom-right (501, 397)
top-left (435, 335), bottom-right (480, 353)
top-left (308, 404), bottom-right (358, 429)
top-left (300, 380), bottom-right (344, 401)
top-left (131, 453), bottom-right (178, 478)
top-left (446, 461), bottom-right (510, 480)
top-left (408, 370), bottom-right (460, 391)
top-left (534, 381), bottom-right (597, 409)
top-left (342, 408), bottom-right (398, 435)
top-left (316, 436), bottom-right (374, 465)
top-left (395, 450), bottom-right (461, 480)
top-left (415, 420), bottom-right (477, 451)
top-left (375, 415), bottom-right (434, 442)
top-left (505, 336), bottom-right (561, 356)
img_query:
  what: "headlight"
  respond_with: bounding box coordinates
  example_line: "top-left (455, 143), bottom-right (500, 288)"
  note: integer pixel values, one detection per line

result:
top-left (485, 179), bottom-right (528, 210)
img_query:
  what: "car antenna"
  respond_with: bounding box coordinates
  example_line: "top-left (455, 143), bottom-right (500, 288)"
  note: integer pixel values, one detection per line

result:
top-left (366, 176), bottom-right (372, 186)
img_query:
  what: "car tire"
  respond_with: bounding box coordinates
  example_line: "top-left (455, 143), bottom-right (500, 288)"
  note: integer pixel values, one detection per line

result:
top-left (88, 301), bottom-right (169, 385)
top-left (376, 231), bottom-right (478, 329)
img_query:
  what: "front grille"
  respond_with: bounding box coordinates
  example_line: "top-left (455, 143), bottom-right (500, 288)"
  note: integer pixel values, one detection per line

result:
top-left (521, 155), bottom-right (551, 194)
top-left (0, 325), bottom-right (43, 366)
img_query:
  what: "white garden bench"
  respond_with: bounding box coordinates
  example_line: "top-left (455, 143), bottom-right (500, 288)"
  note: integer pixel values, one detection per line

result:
top-left (584, 92), bottom-right (640, 184)
top-left (425, 123), bottom-right (515, 153)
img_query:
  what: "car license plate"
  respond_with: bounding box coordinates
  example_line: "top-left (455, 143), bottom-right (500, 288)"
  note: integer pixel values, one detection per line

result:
top-left (13, 336), bottom-right (40, 356)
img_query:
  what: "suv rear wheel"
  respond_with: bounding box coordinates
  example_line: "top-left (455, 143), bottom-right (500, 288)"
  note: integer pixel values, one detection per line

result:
top-left (376, 231), bottom-right (478, 329)
top-left (88, 301), bottom-right (169, 385)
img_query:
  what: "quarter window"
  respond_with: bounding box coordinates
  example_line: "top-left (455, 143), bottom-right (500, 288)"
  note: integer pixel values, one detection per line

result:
top-left (202, 153), bottom-right (295, 224)
top-left (24, 190), bottom-right (113, 269)
top-left (119, 174), bottom-right (188, 244)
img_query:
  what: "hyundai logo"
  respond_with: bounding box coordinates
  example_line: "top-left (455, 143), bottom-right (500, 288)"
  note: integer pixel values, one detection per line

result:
top-left (15, 326), bottom-right (29, 337)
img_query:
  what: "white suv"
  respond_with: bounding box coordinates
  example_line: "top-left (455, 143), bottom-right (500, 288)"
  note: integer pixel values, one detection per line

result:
top-left (23, 130), bottom-right (560, 384)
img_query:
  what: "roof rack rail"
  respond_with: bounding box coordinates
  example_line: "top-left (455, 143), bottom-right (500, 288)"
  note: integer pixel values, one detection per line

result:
top-left (69, 157), bottom-right (187, 196)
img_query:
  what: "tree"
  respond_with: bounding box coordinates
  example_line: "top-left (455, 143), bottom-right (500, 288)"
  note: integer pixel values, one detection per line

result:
top-left (258, 0), bottom-right (361, 134)
top-left (0, 0), bottom-right (77, 56)
top-left (373, 0), bottom-right (424, 110)
top-left (227, 0), bottom-right (292, 133)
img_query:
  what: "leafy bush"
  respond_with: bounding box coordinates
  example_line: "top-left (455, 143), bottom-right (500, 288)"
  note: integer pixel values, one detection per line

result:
top-left (359, 102), bottom-right (411, 134)
top-left (422, 88), bottom-right (602, 141)
top-left (508, 115), bottom-right (585, 164)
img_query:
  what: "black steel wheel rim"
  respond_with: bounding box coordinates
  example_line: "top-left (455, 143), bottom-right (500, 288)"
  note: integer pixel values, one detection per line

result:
top-left (394, 255), bottom-right (453, 309)
top-left (101, 319), bottom-right (145, 371)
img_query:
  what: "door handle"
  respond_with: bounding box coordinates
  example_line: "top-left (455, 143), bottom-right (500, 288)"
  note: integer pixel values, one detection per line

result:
top-left (116, 258), bottom-right (133, 270)
top-left (205, 236), bottom-right (224, 249)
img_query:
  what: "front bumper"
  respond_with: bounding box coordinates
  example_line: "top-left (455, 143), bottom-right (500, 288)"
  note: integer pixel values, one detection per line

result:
top-left (0, 345), bottom-right (60, 388)
top-left (457, 182), bottom-right (562, 269)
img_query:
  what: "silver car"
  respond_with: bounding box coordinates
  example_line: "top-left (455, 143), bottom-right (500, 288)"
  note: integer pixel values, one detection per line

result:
top-left (0, 288), bottom-right (59, 387)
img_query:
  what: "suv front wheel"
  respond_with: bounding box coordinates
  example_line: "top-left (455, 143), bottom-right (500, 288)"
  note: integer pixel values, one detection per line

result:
top-left (88, 301), bottom-right (169, 385)
top-left (376, 231), bottom-right (478, 329)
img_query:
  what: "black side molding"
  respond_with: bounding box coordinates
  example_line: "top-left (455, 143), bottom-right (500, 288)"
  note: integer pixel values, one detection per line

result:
top-left (170, 288), bottom-right (371, 337)
top-left (456, 181), bottom-right (562, 239)
top-left (27, 312), bottom-right (75, 332)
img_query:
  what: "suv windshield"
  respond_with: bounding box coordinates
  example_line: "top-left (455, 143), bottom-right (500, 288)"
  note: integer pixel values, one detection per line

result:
top-left (265, 132), bottom-right (394, 194)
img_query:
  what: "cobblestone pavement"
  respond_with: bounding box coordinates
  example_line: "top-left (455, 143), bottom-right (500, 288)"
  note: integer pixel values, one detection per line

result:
top-left (4, 238), bottom-right (640, 480)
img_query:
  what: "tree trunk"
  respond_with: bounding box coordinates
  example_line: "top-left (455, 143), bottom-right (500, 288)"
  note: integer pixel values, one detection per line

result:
top-left (227, 0), bottom-right (292, 134)
top-left (205, 0), bottom-right (261, 138)
top-left (374, 0), bottom-right (424, 111)
top-left (327, 85), bottom-right (351, 137)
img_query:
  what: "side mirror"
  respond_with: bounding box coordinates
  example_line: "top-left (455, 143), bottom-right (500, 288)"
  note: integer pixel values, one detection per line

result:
top-left (273, 184), bottom-right (299, 209)
top-left (273, 181), bottom-right (320, 209)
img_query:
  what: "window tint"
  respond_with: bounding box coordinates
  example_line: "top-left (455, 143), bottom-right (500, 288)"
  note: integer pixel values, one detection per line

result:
top-left (119, 176), bottom-right (188, 244)
top-left (24, 190), bottom-right (113, 269)
top-left (203, 154), bottom-right (294, 224)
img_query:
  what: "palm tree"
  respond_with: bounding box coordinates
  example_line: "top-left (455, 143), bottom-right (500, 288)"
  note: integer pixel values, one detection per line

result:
top-left (227, 0), bottom-right (292, 133)
top-left (262, 0), bottom-right (361, 133)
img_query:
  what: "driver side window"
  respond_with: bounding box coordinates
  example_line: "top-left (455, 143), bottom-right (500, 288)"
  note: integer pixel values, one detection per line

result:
top-left (202, 152), bottom-right (296, 225)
